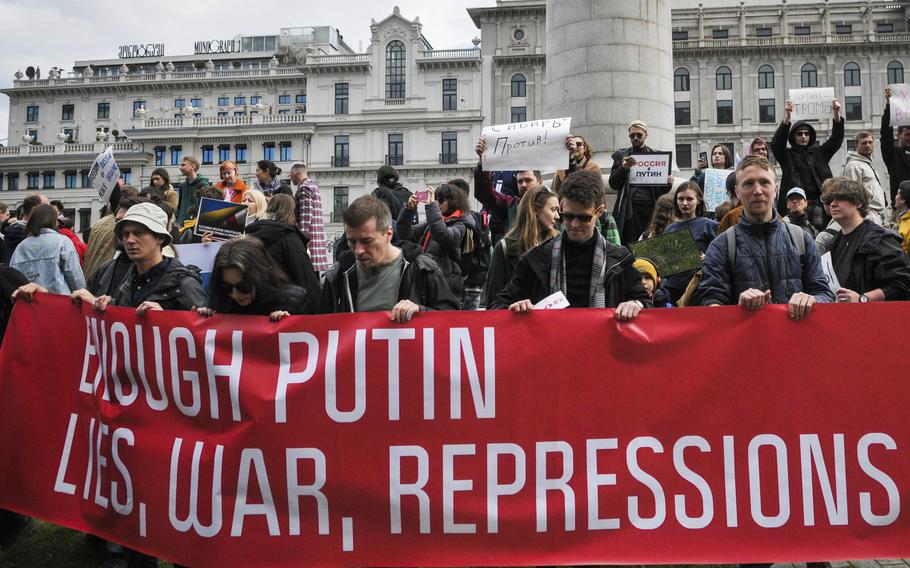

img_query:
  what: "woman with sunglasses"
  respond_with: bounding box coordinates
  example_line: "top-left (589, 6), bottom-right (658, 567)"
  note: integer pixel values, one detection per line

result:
top-left (195, 237), bottom-right (313, 320)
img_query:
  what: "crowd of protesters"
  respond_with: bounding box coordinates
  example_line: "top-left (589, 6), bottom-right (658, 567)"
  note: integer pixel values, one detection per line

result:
top-left (2, 91), bottom-right (910, 566)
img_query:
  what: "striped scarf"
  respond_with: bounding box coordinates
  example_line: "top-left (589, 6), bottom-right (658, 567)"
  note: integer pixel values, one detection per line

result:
top-left (548, 231), bottom-right (608, 308)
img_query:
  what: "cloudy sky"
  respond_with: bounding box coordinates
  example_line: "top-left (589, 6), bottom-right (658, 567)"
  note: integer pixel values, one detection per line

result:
top-left (0, 0), bottom-right (494, 143)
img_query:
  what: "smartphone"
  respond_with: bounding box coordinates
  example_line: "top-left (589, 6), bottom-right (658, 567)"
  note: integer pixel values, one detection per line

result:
top-left (415, 190), bottom-right (430, 203)
top-left (699, 151), bottom-right (708, 163)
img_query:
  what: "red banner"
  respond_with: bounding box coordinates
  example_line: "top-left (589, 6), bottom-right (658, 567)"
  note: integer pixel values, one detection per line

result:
top-left (1, 294), bottom-right (909, 566)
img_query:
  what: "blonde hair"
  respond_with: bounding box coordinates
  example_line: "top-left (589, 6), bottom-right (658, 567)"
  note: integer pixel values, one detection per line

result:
top-left (243, 189), bottom-right (267, 217)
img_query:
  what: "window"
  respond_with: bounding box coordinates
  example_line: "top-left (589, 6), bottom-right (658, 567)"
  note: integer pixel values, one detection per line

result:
top-left (26, 106), bottom-right (39, 122)
top-left (79, 209), bottom-right (92, 232)
top-left (201, 145), bottom-right (214, 165)
top-left (122, 169), bottom-right (132, 185)
top-left (674, 101), bottom-right (690, 126)
top-left (26, 173), bottom-right (38, 189)
top-left (758, 65), bottom-right (774, 89)
top-left (385, 40), bottom-right (406, 99)
top-left (218, 96), bottom-right (229, 106)
top-left (234, 96), bottom-right (246, 106)
top-left (335, 83), bottom-right (349, 115)
top-left (441, 132), bottom-right (457, 164)
top-left (154, 146), bottom-right (165, 166)
top-left (845, 96), bottom-right (863, 121)
top-left (263, 142), bottom-right (275, 161)
top-left (8, 174), bottom-right (19, 192)
top-left (717, 100), bottom-right (733, 124)
top-left (844, 62), bottom-right (861, 86)
top-left (64, 171), bottom-right (77, 189)
top-left (759, 99), bottom-right (776, 123)
top-left (218, 145), bottom-right (231, 163)
top-left (888, 61), bottom-right (904, 85)
top-left (218, 111), bottom-right (228, 118)
top-left (191, 98), bottom-right (202, 108)
top-left (388, 134), bottom-right (403, 165)
top-left (716, 66), bottom-right (732, 90)
top-left (133, 100), bottom-right (146, 117)
top-left (877, 22), bottom-right (895, 34)
top-left (756, 27), bottom-right (772, 37)
top-left (672, 30), bottom-right (689, 41)
top-left (847, 139), bottom-right (856, 152)
top-left (296, 94), bottom-right (306, 104)
top-left (235, 144), bottom-right (247, 163)
top-left (43, 172), bottom-right (55, 189)
top-left (511, 106), bottom-right (527, 123)
top-left (511, 74), bottom-right (527, 97)
top-left (250, 96), bottom-right (262, 106)
top-left (277, 109), bottom-right (290, 115)
top-left (676, 144), bottom-right (692, 169)
top-left (800, 63), bottom-right (817, 88)
top-left (332, 187), bottom-right (348, 223)
top-left (279, 142), bottom-right (292, 162)
top-left (333, 136), bottom-right (349, 167)
top-left (80, 171), bottom-right (89, 188)
top-left (674, 68), bottom-right (690, 92)
top-left (442, 78), bottom-right (457, 111)
top-left (295, 108), bottom-right (304, 114)
top-left (794, 25), bottom-right (810, 36)
top-left (234, 111), bottom-right (245, 117)
top-left (170, 146), bottom-right (183, 165)
top-left (712, 29), bottom-right (729, 39)
top-left (278, 95), bottom-right (291, 105)
top-left (97, 102), bottom-right (110, 119)
top-left (62, 104), bottom-right (74, 121)
top-left (835, 24), bottom-right (852, 35)
top-left (174, 98), bottom-right (186, 108)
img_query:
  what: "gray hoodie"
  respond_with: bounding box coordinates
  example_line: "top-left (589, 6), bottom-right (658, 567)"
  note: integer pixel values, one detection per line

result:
top-left (843, 150), bottom-right (888, 226)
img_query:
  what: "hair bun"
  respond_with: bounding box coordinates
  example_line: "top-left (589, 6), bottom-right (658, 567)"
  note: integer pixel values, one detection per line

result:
top-left (274, 167), bottom-right (282, 176)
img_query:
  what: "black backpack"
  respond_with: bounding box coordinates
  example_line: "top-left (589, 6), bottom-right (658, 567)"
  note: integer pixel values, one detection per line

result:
top-left (460, 211), bottom-right (492, 286)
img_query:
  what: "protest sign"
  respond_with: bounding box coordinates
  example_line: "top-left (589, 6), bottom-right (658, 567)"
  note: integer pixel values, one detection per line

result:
top-left (173, 242), bottom-right (223, 288)
top-left (4, 296), bottom-right (910, 567)
top-left (702, 168), bottom-right (734, 211)
top-left (87, 146), bottom-right (120, 204)
top-left (481, 117), bottom-right (571, 171)
top-left (629, 152), bottom-right (672, 186)
top-left (788, 87), bottom-right (835, 122)
top-left (629, 228), bottom-right (702, 276)
top-left (889, 83), bottom-right (910, 127)
top-left (194, 197), bottom-right (248, 239)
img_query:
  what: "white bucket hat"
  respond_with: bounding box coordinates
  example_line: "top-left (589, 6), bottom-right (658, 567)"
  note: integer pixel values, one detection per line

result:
top-left (114, 202), bottom-right (172, 246)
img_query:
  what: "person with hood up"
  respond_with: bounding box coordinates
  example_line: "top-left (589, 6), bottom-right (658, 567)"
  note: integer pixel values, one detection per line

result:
top-left (771, 98), bottom-right (844, 230)
top-left (372, 165), bottom-right (414, 223)
top-left (842, 131), bottom-right (888, 226)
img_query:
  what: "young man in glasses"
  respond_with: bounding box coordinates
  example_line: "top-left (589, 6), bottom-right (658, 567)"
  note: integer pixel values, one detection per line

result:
top-left (770, 98), bottom-right (844, 231)
top-left (609, 120), bottom-right (675, 245)
top-left (492, 170), bottom-right (651, 320)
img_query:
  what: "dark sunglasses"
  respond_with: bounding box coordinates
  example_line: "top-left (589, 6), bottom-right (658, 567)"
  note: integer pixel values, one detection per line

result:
top-left (629, 132), bottom-right (645, 140)
top-left (218, 280), bottom-right (253, 294)
top-left (560, 212), bottom-right (594, 223)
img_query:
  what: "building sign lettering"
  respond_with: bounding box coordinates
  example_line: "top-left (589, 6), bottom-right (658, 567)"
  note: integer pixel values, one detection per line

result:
top-left (194, 39), bottom-right (241, 55)
top-left (118, 44), bottom-right (165, 59)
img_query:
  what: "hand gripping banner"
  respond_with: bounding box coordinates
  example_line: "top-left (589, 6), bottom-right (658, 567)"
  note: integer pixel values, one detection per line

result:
top-left (1, 293), bottom-right (909, 567)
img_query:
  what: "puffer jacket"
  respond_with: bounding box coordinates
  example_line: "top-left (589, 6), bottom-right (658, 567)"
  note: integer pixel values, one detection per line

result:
top-left (771, 118), bottom-right (844, 211)
top-left (397, 202), bottom-right (475, 298)
top-left (698, 215), bottom-right (835, 306)
top-left (111, 258), bottom-right (207, 310)
top-left (829, 220), bottom-right (910, 301)
top-left (843, 151), bottom-right (888, 225)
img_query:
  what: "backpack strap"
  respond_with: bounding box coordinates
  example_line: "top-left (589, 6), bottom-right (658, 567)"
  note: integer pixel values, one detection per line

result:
top-left (785, 221), bottom-right (805, 257)
top-left (726, 224), bottom-right (737, 267)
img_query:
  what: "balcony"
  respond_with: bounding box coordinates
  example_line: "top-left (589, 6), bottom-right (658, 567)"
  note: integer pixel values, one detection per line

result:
top-left (673, 32), bottom-right (910, 52)
top-left (417, 48), bottom-right (481, 69)
top-left (0, 141), bottom-right (144, 159)
top-left (331, 156), bottom-right (350, 168)
top-left (132, 113), bottom-right (307, 130)
top-left (439, 153), bottom-right (458, 165)
top-left (8, 67), bottom-right (309, 90)
top-left (386, 154), bottom-right (404, 166)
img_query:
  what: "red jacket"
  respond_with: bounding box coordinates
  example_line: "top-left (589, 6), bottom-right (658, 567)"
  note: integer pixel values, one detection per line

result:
top-left (58, 227), bottom-right (87, 265)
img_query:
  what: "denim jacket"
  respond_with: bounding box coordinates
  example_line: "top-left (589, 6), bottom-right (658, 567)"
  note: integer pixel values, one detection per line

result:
top-left (9, 229), bottom-right (86, 294)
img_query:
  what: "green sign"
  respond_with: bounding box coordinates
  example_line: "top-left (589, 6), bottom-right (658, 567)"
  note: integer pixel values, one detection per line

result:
top-left (629, 229), bottom-right (702, 277)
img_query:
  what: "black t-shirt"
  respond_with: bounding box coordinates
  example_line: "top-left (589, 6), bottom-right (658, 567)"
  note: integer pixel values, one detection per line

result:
top-left (831, 220), bottom-right (869, 290)
top-left (563, 234), bottom-right (596, 307)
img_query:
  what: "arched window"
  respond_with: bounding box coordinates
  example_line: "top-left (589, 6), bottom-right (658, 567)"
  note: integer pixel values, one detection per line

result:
top-left (888, 60), bottom-right (904, 85)
top-left (800, 63), bottom-right (818, 87)
top-left (757, 65), bottom-right (774, 89)
top-left (844, 62), bottom-right (861, 87)
top-left (716, 66), bottom-right (732, 90)
top-left (385, 40), bottom-right (406, 100)
top-left (674, 67), bottom-right (690, 92)
top-left (511, 74), bottom-right (526, 97)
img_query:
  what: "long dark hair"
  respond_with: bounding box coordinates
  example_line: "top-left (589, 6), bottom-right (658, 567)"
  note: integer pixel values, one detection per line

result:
top-left (208, 237), bottom-right (290, 312)
top-left (435, 183), bottom-right (470, 215)
top-left (673, 180), bottom-right (707, 218)
top-left (25, 204), bottom-right (58, 237)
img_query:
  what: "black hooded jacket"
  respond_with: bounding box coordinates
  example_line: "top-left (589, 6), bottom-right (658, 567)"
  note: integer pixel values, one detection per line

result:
top-left (245, 220), bottom-right (321, 306)
top-left (771, 117), bottom-right (844, 212)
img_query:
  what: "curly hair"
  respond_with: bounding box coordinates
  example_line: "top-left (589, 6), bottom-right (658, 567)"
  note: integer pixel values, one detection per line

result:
top-left (821, 177), bottom-right (869, 217)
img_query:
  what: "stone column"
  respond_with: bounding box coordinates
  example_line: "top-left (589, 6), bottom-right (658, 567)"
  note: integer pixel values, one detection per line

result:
top-left (545, 0), bottom-right (675, 169)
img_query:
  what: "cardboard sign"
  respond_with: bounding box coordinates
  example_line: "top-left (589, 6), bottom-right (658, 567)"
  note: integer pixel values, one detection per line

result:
top-left (629, 228), bottom-right (703, 276)
top-left (629, 152), bottom-right (673, 186)
top-left (788, 87), bottom-right (835, 122)
top-left (481, 117), bottom-right (571, 171)
top-left (703, 168), bottom-right (734, 211)
top-left (889, 83), bottom-right (910, 127)
top-left (194, 197), bottom-right (248, 240)
top-left (87, 146), bottom-right (120, 204)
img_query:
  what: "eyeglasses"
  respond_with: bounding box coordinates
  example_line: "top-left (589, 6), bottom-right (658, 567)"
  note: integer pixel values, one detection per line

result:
top-left (218, 280), bottom-right (253, 294)
top-left (629, 133), bottom-right (645, 140)
top-left (560, 212), bottom-right (594, 223)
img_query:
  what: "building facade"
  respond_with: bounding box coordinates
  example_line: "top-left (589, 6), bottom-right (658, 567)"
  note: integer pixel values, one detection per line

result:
top-left (2, 0), bottom-right (909, 241)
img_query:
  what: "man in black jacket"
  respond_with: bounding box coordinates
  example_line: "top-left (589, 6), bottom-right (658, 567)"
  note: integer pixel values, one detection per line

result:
top-left (771, 98), bottom-right (844, 229)
top-left (881, 87), bottom-right (910, 206)
top-left (321, 195), bottom-right (458, 321)
top-left (494, 170), bottom-right (651, 320)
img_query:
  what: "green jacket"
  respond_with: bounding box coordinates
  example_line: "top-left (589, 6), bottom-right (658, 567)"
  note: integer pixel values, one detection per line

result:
top-left (175, 174), bottom-right (211, 225)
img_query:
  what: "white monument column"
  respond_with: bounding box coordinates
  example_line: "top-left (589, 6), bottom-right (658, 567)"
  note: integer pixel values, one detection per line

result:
top-left (545, 0), bottom-right (676, 169)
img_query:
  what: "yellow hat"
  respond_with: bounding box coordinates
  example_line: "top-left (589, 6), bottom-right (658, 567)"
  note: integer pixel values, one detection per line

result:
top-left (633, 257), bottom-right (659, 283)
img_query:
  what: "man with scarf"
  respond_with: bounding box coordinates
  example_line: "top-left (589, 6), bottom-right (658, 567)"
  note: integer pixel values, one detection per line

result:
top-left (493, 169), bottom-right (651, 320)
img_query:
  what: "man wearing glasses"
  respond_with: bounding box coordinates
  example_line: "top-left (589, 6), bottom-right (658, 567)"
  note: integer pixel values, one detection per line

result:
top-left (609, 120), bottom-right (675, 244)
top-left (493, 169), bottom-right (651, 320)
top-left (771, 98), bottom-right (844, 231)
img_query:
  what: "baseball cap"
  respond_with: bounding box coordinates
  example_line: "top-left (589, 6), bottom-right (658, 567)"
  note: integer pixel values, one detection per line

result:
top-left (787, 187), bottom-right (807, 200)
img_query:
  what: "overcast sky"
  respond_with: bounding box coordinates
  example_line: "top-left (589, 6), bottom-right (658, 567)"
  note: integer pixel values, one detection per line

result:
top-left (0, 0), bottom-right (494, 143)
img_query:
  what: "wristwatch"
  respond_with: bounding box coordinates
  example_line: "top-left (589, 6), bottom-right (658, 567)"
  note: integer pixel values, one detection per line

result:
top-left (859, 294), bottom-right (869, 303)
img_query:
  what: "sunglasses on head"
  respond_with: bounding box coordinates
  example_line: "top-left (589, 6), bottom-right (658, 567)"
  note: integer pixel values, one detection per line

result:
top-left (218, 280), bottom-right (253, 294)
top-left (560, 212), bottom-right (594, 223)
